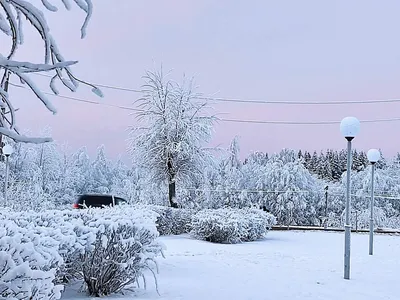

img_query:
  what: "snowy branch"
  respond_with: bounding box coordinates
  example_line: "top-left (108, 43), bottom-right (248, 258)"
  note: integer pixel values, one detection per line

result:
top-left (0, 127), bottom-right (52, 143)
top-left (0, 0), bottom-right (101, 143)
top-left (0, 57), bottom-right (78, 73)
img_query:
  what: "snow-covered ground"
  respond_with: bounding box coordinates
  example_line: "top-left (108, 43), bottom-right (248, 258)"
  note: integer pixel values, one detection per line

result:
top-left (62, 231), bottom-right (399, 300)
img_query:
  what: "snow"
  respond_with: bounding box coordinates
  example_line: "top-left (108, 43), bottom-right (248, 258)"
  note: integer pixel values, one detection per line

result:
top-left (62, 231), bottom-right (399, 300)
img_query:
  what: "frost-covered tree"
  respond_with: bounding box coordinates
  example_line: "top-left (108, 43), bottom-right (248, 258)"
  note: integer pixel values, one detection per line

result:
top-left (36, 127), bottom-right (62, 194)
top-left (66, 147), bottom-right (92, 195)
top-left (244, 151), bottom-right (268, 166)
top-left (256, 152), bottom-right (324, 225)
top-left (128, 69), bottom-right (216, 208)
top-left (0, 0), bottom-right (102, 144)
top-left (219, 136), bottom-right (247, 208)
top-left (90, 145), bottom-right (112, 193)
top-left (328, 164), bottom-right (397, 229)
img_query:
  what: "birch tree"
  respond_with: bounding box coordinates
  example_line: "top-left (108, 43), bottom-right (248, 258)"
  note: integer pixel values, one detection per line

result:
top-left (128, 69), bottom-right (216, 208)
top-left (0, 0), bottom-right (101, 145)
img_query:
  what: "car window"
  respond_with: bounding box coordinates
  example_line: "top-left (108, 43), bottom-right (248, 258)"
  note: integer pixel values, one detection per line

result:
top-left (75, 195), bottom-right (126, 208)
top-left (115, 197), bottom-right (127, 205)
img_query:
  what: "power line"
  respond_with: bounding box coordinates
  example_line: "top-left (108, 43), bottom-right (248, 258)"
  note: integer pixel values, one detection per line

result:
top-left (197, 96), bottom-right (400, 106)
top-left (8, 81), bottom-right (400, 125)
top-left (8, 82), bottom-right (142, 112)
top-left (32, 73), bottom-right (400, 106)
top-left (33, 73), bottom-right (143, 93)
top-left (221, 117), bottom-right (400, 125)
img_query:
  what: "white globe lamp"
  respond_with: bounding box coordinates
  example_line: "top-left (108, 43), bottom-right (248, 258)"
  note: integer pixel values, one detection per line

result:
top-left (340, 117), bottom-right (360, 141)
top-left (2, 144), bottom-right (13, 157)
top-left (367, 149), bottom-right (380, 164)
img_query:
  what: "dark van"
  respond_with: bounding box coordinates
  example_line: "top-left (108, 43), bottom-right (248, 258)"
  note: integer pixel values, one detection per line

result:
top-left (72, 194), bottom-right (127, 209)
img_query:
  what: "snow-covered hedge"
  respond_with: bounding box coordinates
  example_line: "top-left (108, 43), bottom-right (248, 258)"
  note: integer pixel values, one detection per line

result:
top-left (0, 219), bottom-right (64, 299)
top-left (136, 205), bottom-right (195, 235)
top-left (0, 206), bottom-right (164, 299)
top-left (190, 208), bottom-right (276, 244)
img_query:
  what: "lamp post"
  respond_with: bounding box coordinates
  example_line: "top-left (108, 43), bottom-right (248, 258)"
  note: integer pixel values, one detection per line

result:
top-left (367, 148), bottom-right (380, 256)
top-left (340, 116), bottom-right (360, 280)
top-left (2, 144), bottom-right (13, 206)
top-left (324, 185), bottom-right (329, 230)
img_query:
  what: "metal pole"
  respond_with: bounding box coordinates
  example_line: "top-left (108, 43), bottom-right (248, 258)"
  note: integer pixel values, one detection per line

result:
top-left (369, 163), bottom-right (375, 255)
top-left (4, 155), bottom-right (9, 206)
top-left (344, 139), bottom-right (352, 280)
top-left (324, 186), bottom-right (328, 230)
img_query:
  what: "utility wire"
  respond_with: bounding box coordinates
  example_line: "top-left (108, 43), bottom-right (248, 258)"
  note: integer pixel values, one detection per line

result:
top-left (32, 73), bottom-right (400, 106)
top-left (9, 81), bottom-right (400, 125)
top-left (8, 82), bottom-right (143, 112)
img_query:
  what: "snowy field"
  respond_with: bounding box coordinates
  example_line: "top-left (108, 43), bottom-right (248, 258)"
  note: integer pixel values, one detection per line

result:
top-left (62, 231), bottom-right (399, 300)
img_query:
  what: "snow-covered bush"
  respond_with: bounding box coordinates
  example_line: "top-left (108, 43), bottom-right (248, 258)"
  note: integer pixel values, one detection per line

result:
top-left (0, 220), bottom-right (64, 300)
top-left (243, 208), bottom-right (277, 240)
top-left (79, 209), bottom-right (164, 297)
top-left (385, 216), bottom-right (400, 229)
top-left (190, 208), bottom-right (276, 244)
top-left (147, 205), bottom-right (195, 235)
top-left (6, 209), bottom-right (97, 283)
top-left (339, 206), bottom-right (388, 231)
top-left (0, 206), bottom-right (164, 298)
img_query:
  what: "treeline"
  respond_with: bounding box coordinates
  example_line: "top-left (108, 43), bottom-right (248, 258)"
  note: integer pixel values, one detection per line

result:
top-left (2, 137), bottom-right (400, 229)
top-left (245, 149), bottom-right (390, 182)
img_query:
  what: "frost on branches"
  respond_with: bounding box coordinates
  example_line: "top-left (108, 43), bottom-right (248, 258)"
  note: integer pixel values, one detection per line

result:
top-left (0, 0), bottom-right (102, 144)
top-left (128, 69), bottom-right (216, 208)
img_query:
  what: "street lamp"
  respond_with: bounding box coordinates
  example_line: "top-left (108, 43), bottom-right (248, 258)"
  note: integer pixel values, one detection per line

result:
top-left (2, 144), bottom-right (13, 207)
top-left (340, 116), bottom-right (360, 280)
top-left (367, 148), bottom-right (380, 256)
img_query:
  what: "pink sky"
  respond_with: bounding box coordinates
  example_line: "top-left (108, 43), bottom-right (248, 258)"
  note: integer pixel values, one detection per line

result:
top-left (2, 0), bottom-right (400, 161)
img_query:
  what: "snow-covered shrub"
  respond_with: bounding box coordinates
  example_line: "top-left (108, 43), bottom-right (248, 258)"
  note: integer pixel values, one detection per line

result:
top-left (147, 205), bottom-right (195, 235)
top-left (190, 208), bottom-right (276, 244)
top-left (0, 220), bottom-right (64, 300)
top-left (384, 216), bottom-right (400, 229)
top-left (78, 207), bottom-right (164, 297)
top-left (0, 206), bottom-right (164, 298)
top-left (243, 208), bottom-right (277, 241)
top-left (6, 209), bottom-right (96, 284)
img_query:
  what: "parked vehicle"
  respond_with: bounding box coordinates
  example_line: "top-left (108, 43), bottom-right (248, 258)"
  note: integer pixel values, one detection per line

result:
top-left (72, 194), bottom-right (127, 209)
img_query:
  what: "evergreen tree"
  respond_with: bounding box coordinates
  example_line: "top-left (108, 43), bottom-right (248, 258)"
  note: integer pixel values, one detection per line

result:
top-left (376, 149), bottom-right (387, 169)
top-left (298, 150), bottom-right (303, 161)
top-left (304, 151), bottom-right (312, 170)
top-left (331, 151), bottom-right (342, 181)
top-left (315, 151), bottom-right (326, 178)
top-left (310, 151), bottom-right (319, 173)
